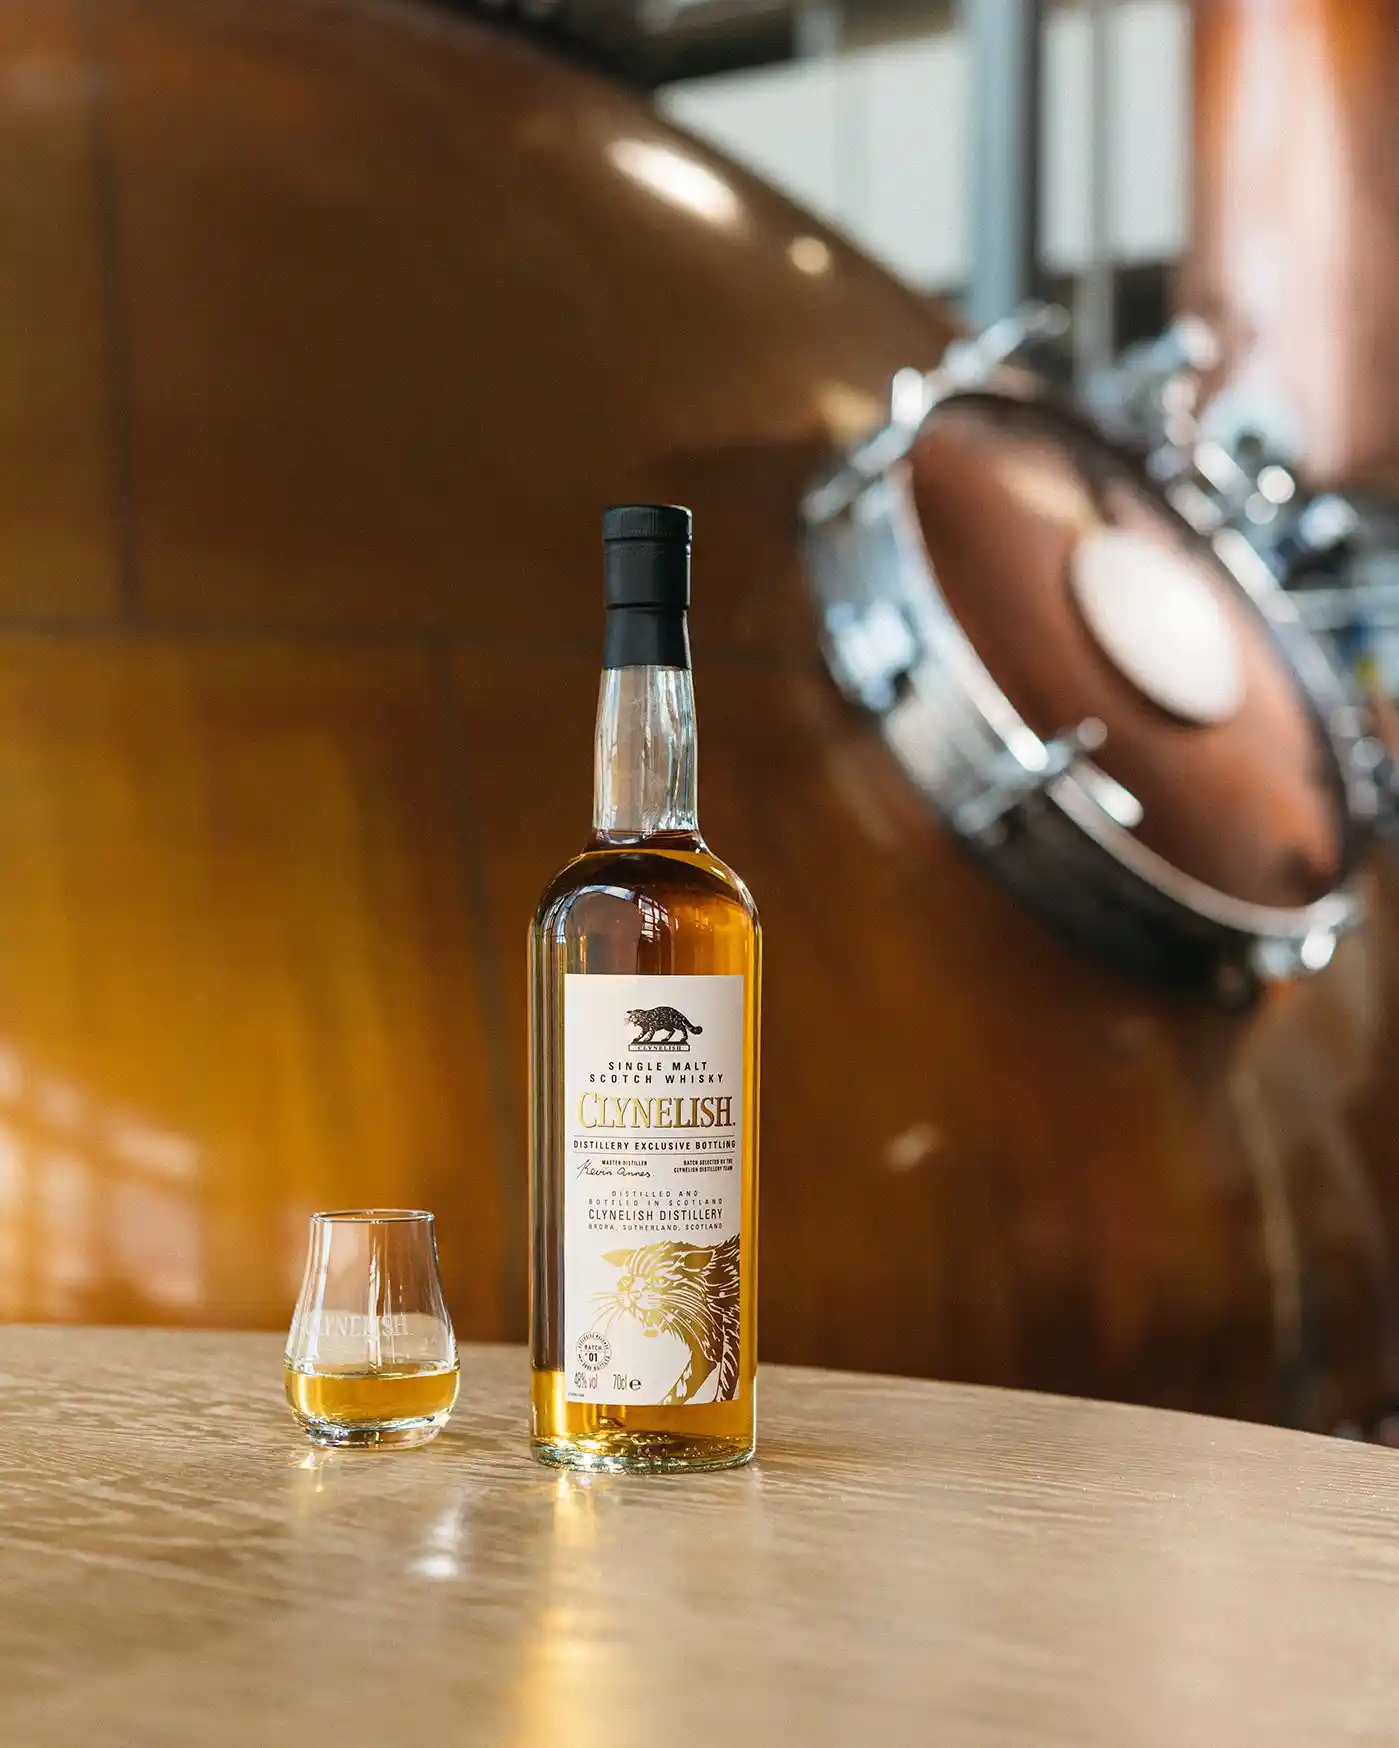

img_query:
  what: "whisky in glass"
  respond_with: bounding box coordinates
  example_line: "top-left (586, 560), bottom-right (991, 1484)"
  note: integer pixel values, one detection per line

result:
top-left (285, 1209), bottom-right (458, 1448)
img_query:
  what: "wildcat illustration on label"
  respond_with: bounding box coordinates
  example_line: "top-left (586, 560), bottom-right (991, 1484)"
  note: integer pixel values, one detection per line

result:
top-left (626, 1005), bottom-right (702, 1047)
top-left (594, 1235), bottom-right (740, 1405)
top-left (563, 974), bottom-right (744, 1406)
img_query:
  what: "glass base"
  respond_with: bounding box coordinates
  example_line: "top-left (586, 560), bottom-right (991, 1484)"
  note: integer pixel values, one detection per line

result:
top-left (532, 1432), bottom-right (754, 1474)
top-left (296, 1411), bottom-right (451, 1450)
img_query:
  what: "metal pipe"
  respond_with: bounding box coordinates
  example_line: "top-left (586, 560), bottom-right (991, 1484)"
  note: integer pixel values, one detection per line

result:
top-left (965, 0), bottom-right (1045, 330)
top-left (1073, 0), bottom-right (1116, 385)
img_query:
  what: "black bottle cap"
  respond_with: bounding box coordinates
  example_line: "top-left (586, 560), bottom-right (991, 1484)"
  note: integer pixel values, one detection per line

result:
top-left (603, 504), bottom-right (692, 547)
top-left (601, 503), bottom-right (692, 668)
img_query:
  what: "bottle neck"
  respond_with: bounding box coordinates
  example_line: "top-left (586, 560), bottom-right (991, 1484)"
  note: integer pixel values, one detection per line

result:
top-left (592, 664), bottom-right (699, 839)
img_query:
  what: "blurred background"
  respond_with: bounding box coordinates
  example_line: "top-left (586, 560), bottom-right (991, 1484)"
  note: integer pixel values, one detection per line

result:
top-left (659, 0), bottom-right (1182, 343)
top-left (4, 0), bottom-right (1399, 1435)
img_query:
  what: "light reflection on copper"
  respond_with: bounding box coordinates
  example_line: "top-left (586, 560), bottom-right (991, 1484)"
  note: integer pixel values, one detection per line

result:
top-left (787, 234), bottom-right (832, 277)
top-left (607, 137), bottom-right (744, 231)
top-left (817, 382), bottom-right (885, 445)
top-left (0, 55), bottom-right (87, 118)
top-left (112, 1179), bottom-right (203, 1311)
top-left (0, 1122), bottom-right (18, 1319)
top-left (104, 1113), bottom-right (200, 1183)
top-left (0, 1043), bottom-right (205, 1320)
top-left (37, 1151), bottom-right (91, 1318)
top-left (998, 446), bottom-right (1100, 534)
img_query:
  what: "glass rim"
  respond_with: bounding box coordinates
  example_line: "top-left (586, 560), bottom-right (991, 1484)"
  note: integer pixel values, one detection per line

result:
top-left (310, 1208), bottom-right (435, 1224)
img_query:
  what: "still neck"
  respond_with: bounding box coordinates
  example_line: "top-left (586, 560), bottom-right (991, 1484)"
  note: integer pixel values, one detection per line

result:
top-left (592, 664), bottom-right (699, 838)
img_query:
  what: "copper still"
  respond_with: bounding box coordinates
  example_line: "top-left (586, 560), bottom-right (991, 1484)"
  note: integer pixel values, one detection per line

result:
top-left (1182, 0), bottom-right (1399, 494)
top-left (3, 0), bottom-right (1399, 1431)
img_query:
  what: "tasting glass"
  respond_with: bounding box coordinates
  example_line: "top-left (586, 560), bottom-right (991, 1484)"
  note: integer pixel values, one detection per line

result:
top-left (285, 1210), bottom-right (459, 1448)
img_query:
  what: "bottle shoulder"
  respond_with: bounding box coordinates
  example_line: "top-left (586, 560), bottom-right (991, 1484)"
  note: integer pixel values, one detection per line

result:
top-left (532, 836), bottom-right (760, 935)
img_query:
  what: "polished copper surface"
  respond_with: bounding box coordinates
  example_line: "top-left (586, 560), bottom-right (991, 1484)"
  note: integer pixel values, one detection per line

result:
top-left (0, 640), bottom-right (505, 1335)
top-left (1, 0), bottom-right (1398, 1429)
top-left (0, 0), bottom-right (117, 616)
top-left (1183, 0), bottom-right (1399, 491)
top-left (908, 395), bottom-right (1346, 910)
top-left (105, 0), bottom-right (933, 646)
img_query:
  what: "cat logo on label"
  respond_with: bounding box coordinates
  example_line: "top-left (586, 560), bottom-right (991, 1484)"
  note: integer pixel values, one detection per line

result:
top-left (625, 1004), bottom-right (703, 1048)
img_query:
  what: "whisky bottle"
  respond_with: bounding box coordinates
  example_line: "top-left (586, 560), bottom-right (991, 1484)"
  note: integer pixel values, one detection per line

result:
top-left (529, 504), bottom-right (760, 1472)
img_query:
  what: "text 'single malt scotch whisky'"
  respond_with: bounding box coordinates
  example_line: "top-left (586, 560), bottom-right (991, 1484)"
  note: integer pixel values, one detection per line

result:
top-left (529, 505), bottom-right (761, 1472)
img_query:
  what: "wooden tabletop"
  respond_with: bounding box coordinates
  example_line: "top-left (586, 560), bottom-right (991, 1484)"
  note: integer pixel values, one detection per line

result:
top-left (3, 1332), bottom-right (1399, 1747)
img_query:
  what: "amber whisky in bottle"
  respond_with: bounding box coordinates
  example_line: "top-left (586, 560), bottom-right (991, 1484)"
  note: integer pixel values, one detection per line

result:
top-left (529, 504), bottom-right (760, 1472)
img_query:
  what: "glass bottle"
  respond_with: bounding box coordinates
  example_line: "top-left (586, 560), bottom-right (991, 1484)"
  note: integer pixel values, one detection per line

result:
top-left (529, 505), bottom-right (760, 1472)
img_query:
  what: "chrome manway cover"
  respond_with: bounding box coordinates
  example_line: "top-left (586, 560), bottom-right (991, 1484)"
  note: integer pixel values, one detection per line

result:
top-left (803, 347), bottom-right (1376, 998)
top-left (1086, 317), bottom-right (1399, 821)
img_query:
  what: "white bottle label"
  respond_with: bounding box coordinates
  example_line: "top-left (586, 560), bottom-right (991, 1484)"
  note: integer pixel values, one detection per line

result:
top-left (562, 973), bottom-right (744, 1407)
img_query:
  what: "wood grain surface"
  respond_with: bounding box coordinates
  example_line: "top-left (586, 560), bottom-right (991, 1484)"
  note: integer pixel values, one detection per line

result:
top-left (3, 1329), bottom-right (1399, 1747)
